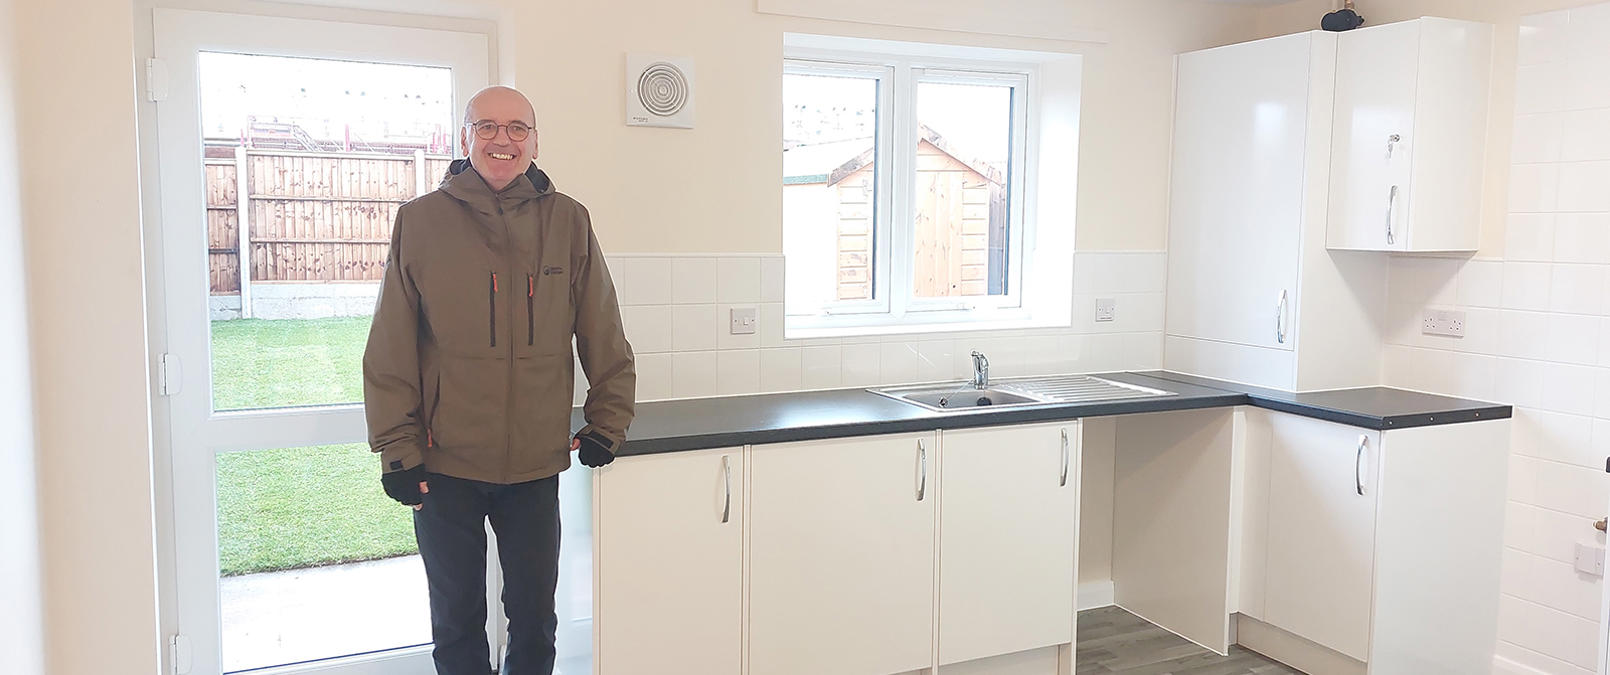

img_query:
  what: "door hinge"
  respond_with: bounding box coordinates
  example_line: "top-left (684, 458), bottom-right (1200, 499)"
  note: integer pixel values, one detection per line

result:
top-left (169, 634), bottom-right (192, 675)
top-left (146, 58), bottom-right (170, 102)
top-left (158, 353), bottom-right (182, 397)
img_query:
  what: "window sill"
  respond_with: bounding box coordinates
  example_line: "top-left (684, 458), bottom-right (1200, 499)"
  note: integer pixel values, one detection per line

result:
top-left (784, 311), bottom-right (1070, 340)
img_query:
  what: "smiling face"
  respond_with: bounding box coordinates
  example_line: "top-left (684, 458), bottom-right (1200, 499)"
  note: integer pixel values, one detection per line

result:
top-left (459, 86), bottom-right (539, 192)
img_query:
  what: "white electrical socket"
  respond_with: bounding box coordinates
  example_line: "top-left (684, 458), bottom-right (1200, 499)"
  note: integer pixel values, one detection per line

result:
top-left (729, 307), bottom-right (757, 335)
top-left (1421, 308), bottom-right (1466, 338)
top-left (1095, 297), bottom-right (1116, 323)
top-left (1575, 542), bottom-right (1605, 577)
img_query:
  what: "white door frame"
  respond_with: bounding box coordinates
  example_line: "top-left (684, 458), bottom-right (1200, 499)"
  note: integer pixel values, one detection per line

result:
top-left (1600, 454), bottom-right (1608, 675)
top-left (147, 8), bottom-right (489, 674)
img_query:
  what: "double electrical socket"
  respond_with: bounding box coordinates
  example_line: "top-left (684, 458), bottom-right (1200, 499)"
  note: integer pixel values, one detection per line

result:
top-left (1421, 308), bottom-right (1466, 338)
top-left (1095, 298), bottom-right (1116, 323)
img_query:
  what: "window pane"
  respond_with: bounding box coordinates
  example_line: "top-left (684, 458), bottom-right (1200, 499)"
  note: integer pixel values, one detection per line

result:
top-left (912, 80), bottom-right (1013, 299)
top-left (216, 443), bottom-right (428, 672)
top-left (199, 52), bottom-right (455, 411)
top-left (783, 71), bottom-right (879, 315)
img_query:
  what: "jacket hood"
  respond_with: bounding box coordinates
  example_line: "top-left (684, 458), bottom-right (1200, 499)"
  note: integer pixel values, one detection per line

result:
top-left (440, 159), bottom-right (555, 209)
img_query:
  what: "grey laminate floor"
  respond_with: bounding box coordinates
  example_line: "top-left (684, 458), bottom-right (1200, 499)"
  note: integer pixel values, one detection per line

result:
top-left (1077, 607), bottom-right (1302, 675)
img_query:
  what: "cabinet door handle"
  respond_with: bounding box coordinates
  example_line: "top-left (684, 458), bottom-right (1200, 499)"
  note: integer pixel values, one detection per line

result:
top-left (720, 454), bottom-right (731, 524)
top-left (1059, 428), bottom-right (1070, 487)
top-left (1385, 184), bottom-right (1399, 246)
top-left (1355, 435), bottom-right (1368, 496)
top-left (917, 439), bottom-right (928, 502)
top-left (1275, 290), bottom-right (1288, 344)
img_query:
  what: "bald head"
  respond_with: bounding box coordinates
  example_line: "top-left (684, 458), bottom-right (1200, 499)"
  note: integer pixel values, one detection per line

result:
top-left (462, 85), bottom-right (536, 128)
top-left (459, 86), bottom-right (539, 191)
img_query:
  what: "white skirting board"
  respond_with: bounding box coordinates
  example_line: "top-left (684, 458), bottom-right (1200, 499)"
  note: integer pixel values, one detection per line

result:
top-left (1077, 581), bottom-right (1114, 611)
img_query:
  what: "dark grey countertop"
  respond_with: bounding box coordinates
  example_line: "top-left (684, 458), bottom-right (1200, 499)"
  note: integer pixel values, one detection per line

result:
top-left (572, 371), bottom-right (1511, 457)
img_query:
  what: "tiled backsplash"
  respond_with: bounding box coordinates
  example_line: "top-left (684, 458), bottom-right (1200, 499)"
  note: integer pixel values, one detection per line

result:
top-left (1384, 6), bottom-right (1610, 674)
top-left (577, 251), bottom-right (1166, 403)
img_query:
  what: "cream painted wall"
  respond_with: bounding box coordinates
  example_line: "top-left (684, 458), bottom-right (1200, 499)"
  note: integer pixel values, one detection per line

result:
top-left (509, 0), bottom-right (1265, 254)
top-left (0, 0), bottom-right (46, 673)
top-left (1250, 0), bottom-right (1593, 257)
top-left (14, 0), bottom-right (162, 674)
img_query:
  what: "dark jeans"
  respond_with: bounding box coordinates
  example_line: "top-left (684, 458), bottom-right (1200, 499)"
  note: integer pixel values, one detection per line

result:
top-left (413, 472), bottom-right (561, 675)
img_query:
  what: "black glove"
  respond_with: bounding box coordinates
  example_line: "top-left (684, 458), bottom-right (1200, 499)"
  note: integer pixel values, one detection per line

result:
top-left (381, 463), bottom-right (428, 506)
top-left (576, 431), bottom-right (616, 468)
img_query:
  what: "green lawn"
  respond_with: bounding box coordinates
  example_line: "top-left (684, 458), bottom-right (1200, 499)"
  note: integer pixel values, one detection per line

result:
top-left (212, 317), bottom-right (419, 577)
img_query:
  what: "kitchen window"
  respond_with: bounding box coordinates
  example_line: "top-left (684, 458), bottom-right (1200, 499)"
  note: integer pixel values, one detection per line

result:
top-left (782, 34), bottom-right (1080, 337)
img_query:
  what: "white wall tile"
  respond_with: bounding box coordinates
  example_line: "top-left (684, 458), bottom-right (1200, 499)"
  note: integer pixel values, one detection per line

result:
top-left (717, 257), bottom-right (762, 304)
top-left (1566, 50), bottom-right (1610, 111)
top-left (1553, 213), bottom-right (1610, 264)
top-left (1560, 108), bottom-right (1610, 162)
top-left (1506, 214), bottom-right (1557, 262)
top-left (1494, 641), bottom-right (1595, 675)
top-left (671, 257), bottom-right (718, 304)
top-left (841, 343), bottom-right (881, 386)
top-left (670, 351), bottom-right (718, 398)
top-left (1512, 407), bottom-right (1594, 464)
top-left (760, 302), bottom-right (785, 347)
top-left (1496, 357), bottom-right (1549, 410)
top-left (1509, 455), bottom-right (1610, 517)
top-left (1497, 595), bottom-right (1602, 670)
top-left (1515, 63), bottom-right (1572, 115)
top-left (1556, 161), bottom-right (1610, 212)
top-left (1549, 264), bottom-right (1606, 315)
top-left (1550, 313), bottom-right (1602, 365)
top-left (1502, 549), bottom-right (1604, 621)
top-left (1072, 293), bottom-right (1166, 334)
top-left (620, 304), bottom-right (673, 353)
top-left (1508, 163), bottom-right (1560, 213)
top-left (759, 348), bottom-right (802, 392)
top-left (634, 352), bottom-right (673, 401)
top-left (716, 304), bottom-right (762, 350)
top-left (611, 257), bottom-right (673, 306)
top-left (1503, 263), bottom-right (1553, 311)
top-left (670, 304), bottom-right (718, 351)
top-left (715, 350), bottom-right (760, 395)
top-left (1391, 257), bottom-right (1462, 304)
top-left (879, 342), bottom-right (922, 385)
top-left (1459, 260), bottom-right (1505, 308)
top-left (1512, 113), bottom-right (1565, 164)
top-left (800, 345), bottom-right (842, 390)
top-left (1460, 307), bottom-right (1505, 356)
top-left (760, 256), bottom-right (785, 303)
top-left (1501, 311), bottom-right (1553, 361)
top-left (1506, 502), bottom-right (1605, 565)
top-left (1519, 10), bottom-right (1570, 67)
top-left (914, 339), bottom-right (957, 382)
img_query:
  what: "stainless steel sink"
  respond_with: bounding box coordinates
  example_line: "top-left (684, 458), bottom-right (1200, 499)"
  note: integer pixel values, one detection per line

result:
top-left (871, 374), bottom-right (1175, 413)
top-left (873, 384), bottom-right (1056, 412)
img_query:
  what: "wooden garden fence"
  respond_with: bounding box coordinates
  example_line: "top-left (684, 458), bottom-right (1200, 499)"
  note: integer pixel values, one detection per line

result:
top-left (205, 148), bottom-right (453, 316)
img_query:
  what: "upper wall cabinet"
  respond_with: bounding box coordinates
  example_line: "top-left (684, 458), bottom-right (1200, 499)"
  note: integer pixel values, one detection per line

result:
top-left (1327, 18), bottom-right (1493, 252)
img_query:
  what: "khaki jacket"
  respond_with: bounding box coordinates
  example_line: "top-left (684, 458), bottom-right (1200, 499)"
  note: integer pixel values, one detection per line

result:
top-left (363, 161), bottom-right (635, 483)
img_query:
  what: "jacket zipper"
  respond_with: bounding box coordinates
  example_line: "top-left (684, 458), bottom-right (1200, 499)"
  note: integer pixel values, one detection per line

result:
top-left (497, 202), bottom-right (516, 479)
top-left (488, 272), bottom-right (498, 348)
top-left (527, 273), bottom-right (535, 346)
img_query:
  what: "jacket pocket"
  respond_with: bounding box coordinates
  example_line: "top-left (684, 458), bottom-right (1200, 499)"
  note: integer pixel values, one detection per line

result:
top-left (489, 272), bottom-right (498, 348)
top-left (507, 353), bottom-right (576, 477)
top-left (527, 273), bottom-right (535, 347)
top-left (429, 354), bottom-right (506, 472)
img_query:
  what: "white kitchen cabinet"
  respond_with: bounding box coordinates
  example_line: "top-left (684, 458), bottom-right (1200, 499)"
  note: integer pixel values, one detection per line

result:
top-left (1262, 413), bottom-right (1379, 662)
top-left (1165, 32), bottom-right (1309, 354)
top-left (1164, 30), bottom-right (1388, 392)
top-left (1327, 18), bottom-right (1492, 252)
top-left (748, 432), bottom-right (937, 675)
top-left (938, 421), bottom-right (1079, 666)
top-left (594, 448), bottom-right (743, 675)
top-left (1236, 410), bottom-right (1510, 675)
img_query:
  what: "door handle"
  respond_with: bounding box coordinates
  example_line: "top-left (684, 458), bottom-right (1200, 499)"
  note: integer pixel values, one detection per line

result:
top-left (1595, 518), bottom-right (1606, 533)
top-left (720, 454), bottom-right (731, 524)
top-left (1355, 435), bottom-right (1368, 496)
top-left (1275, 290), bottom-right (1288, 344)
top-left (1059, 428), bottom-right (1070, 487)
top-left (917, 439), bottom-right (928, 502)
top-left (1385, 185), bottom-right (1399, 246)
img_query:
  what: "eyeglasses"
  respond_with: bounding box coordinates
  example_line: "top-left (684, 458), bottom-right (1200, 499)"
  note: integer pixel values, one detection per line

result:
top-left (467, 120), bottom-right (533, 142)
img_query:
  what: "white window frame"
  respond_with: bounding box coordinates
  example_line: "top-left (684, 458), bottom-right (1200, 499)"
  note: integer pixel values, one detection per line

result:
top-left (784, 35), bottom-right (1062, 337)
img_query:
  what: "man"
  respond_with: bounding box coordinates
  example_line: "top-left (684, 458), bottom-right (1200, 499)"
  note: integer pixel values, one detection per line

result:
top-left (363, 85), bottom-right (635, 675)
